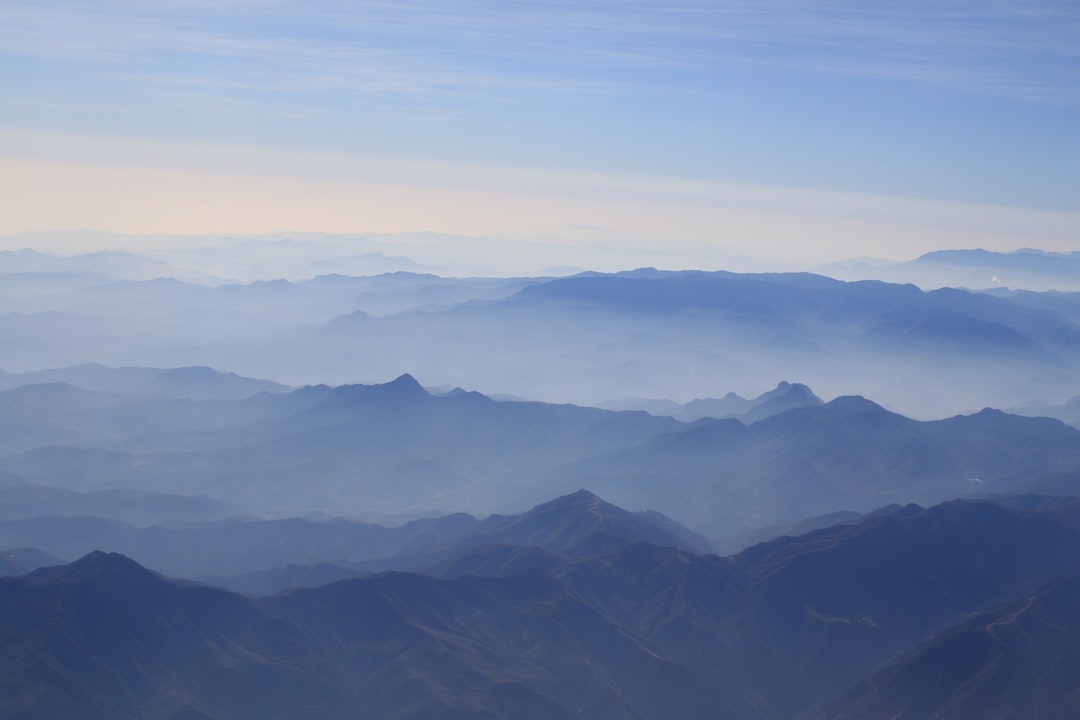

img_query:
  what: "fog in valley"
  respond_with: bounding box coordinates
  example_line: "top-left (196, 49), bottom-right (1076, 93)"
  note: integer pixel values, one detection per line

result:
top-left (5, 0), bottom-right (1080, 716)
top-left (4, 236), bottom-right (1080, 420)
top-left (4, 238), bottom-right (1080, 718)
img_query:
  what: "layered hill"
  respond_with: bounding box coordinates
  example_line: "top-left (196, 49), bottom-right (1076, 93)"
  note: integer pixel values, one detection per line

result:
top-left (3, 495), bottom-right (1080, 719)
top-left (809, 576), bottom-right (1080, 720)
top-left (2, 375), bottom-right (1080, 539)
top-left (0, 490), bottom-right (710, 588)
top-left (600, 380), bottom-right (823, 423)
top-left (0, 364), bottom-right (290, 400)
top-left (5, 268), bottom-right (1080, 416)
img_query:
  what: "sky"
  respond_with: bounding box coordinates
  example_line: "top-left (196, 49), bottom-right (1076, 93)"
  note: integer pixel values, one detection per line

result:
top-left (1, 0), bottom-right (1078, 273)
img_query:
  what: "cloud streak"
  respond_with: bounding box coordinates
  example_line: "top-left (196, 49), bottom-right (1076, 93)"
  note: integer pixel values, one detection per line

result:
top-left (4, 0), bottom-right (1078, 106)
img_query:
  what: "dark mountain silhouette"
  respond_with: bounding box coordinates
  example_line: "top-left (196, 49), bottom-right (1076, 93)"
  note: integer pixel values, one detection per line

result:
top-left (3, 496), bottom-right (1080, 719)
top-left (0, 551), bottom-right (737, 720)
top-left (810, 576), bottom-right (1080, 720)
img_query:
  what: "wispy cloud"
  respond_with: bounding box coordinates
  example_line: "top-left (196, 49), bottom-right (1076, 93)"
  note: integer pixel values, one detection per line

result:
top-left (3, 0), bottom-right (1078, 107)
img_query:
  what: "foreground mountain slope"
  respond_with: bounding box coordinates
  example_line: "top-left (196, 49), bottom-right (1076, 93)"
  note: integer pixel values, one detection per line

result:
top-left (0, 552), bottom-right (743, 720)
top-left (809, 576), bottom-right (1080, 720)
top-left (2, 496), bottom-right (1079, 719)
top-left (427, 496), bottom-right (1080, 718)
top-left (0, 552), bottom-right (363, 720)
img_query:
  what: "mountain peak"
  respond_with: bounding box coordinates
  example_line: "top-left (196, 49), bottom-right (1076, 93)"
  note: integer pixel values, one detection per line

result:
top-left (517, 489), bottom-right (606, 518)
top-left (29, 550), bottom-right (158, 585)
top-left (543, 488), bottom-right (602, 507)
top-left (759, 381), bottom-right (821, 403)
top-left (476, 489), bottom-right (713, 555)
top-left (386, 373), bottom-right (426, 394)
top-left (823, 395), bottom-right (888, 414)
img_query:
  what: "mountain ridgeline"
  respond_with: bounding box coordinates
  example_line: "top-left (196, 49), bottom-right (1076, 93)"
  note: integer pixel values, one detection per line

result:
top-left (2, 494), bottom-right (1080, 719)
top-left (0, 490), bottom-right (713, 591)
top-left (4, 265), bottom-right (1080, 417)
top-left (4, 260), bottom-right (1080, 718)
top-left (2, 370), bottom-right (1079, 540)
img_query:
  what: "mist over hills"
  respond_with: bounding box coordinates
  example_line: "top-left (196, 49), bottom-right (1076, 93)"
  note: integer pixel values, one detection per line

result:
top-left (600, 380), bottom-right (823, 423)
top-left (0, 490), bottom-right (711, 588)
top-left (2, 373), bottom-right (1079, 539)
top-left (4, 258), bottom-right (1080, 416)
top-left (0, 364), bottom-right (290, 400)
top-left (1010, 394), bottom-right (1080, 429)
top-left (4, 247), bottom-right (1080, 717)
top-left (825, 248), bottom-right (1080, 293)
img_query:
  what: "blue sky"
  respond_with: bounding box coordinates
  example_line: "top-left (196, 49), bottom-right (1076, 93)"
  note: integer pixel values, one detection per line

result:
top-left (1, 0), bottom-right (1078, 270)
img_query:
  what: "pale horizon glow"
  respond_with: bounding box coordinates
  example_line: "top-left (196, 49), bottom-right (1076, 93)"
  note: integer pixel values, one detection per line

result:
top-left (2, 1), bottom-right (1078, 272)
top-left (3, 131), bottom-right (1079, 276)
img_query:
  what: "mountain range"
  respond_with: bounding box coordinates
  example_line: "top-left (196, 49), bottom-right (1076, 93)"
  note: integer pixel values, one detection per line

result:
top-left (4, 265), bottom-right (1080, 416)
top-left (2, 372), bottom-right (1079, 541)
top-left (600, 380), bottom-right (823, 423)
top-left (2, 493), bottom-right (1078, 719)
top-left (824, 248), bottom-right (1080, 292)
top-left (4, 254), bottom-right (1080, 718)
top-left (0, 490), bottom-right (711, 590)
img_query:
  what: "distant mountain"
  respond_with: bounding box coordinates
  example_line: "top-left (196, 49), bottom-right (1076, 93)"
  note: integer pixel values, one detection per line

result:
top-left (823, 248), bottom-right (1080, 292)
top-left (741, 381), bottom-right (823, 423)
top-left (0, 483), bottom-right (239, 526)
top-left (3, 497), bottom-right (1080, 719)
top-left (7, 267), bottom-right (1080, 416)
top-left (0, 248), bottom-right (180, 281)
top-left (712, 505), bottom-right (910, 555)
top-left (0, 364), bottom-right (290, 400)
top-left (0, 490), bottom-right (709, 588)
top-left (601, 380), bottom-right (823, 423)
top-left (0, 375), bottom-right (683, 517)
top-left (0, 381), bottom-right (136, 420)
top-left (2, 375), bottom-right (1079, 539)
top-left (1010, 393), bottom-right (1080, 429)
top-left (0, 547), bottom-right (61, 575)
top-left (568, 396), bottom-right (1080, 533)
top-left (209, 488), bottom-right (715, 594)
top-left (462, 489), bottom-right (713, 556)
